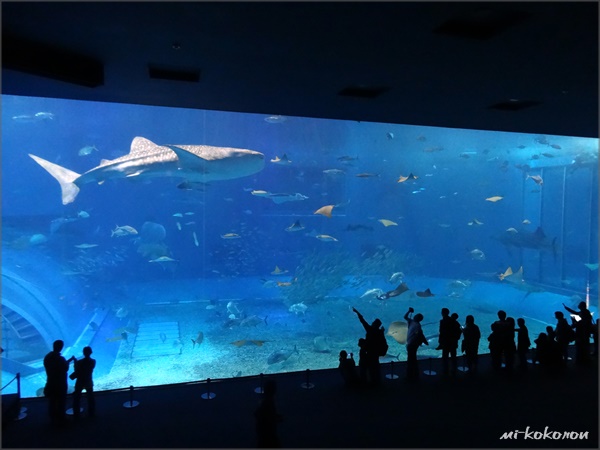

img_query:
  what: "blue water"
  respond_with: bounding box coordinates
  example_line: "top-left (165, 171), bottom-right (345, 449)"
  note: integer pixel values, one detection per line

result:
top-left (1, 94), bottom-right (598, 397)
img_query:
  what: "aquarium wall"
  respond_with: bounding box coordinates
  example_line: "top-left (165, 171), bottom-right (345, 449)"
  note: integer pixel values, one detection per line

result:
top-left (1, 94), bottom-right (598, 397)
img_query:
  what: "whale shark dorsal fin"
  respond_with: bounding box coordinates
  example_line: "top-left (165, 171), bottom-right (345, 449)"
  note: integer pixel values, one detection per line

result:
top-left (166, 144), bottom-right (210, 167)
top-left (99, 159), bottom-right (112, 167)
top-left (130, 137), bottom-right (158, 154)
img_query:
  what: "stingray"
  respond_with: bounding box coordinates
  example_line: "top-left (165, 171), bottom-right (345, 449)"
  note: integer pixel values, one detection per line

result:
top-left (378, 219), bottom-right (398, 227)
top-left (397, 173), bottom-right (418, 183)
top-left (387, 321), bottom-right (408, 344)
top-left (416, 288), bottom-right (435, 298)
top-left (285, 220), bottom-right (305, 232)
top-left (314, 205), bottom-right (334, 218)
top-left (378, 282), bottom-right (409, 300)
top-left (313, 336), bottom-right (331, 353)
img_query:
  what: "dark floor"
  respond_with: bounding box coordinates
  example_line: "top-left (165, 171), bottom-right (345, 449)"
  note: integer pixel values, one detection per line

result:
top-left (2, 351), bottom-right (598, 448)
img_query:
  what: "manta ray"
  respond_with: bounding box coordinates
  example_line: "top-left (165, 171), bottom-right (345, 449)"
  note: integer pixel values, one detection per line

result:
top-left (493, 226), bottom-right (558, 259)
top-left (29, 137), bottom-right (265, 204)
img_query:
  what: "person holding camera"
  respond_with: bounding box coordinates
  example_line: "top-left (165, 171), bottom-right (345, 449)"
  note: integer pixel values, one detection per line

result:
top-left (71, 346), bottom-right (96, 418)
top-left (404, 307), bottom-right (428, 381)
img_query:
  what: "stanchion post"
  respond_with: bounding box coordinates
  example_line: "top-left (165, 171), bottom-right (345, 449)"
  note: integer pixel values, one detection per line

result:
top-left (300, 368), bottom-right (314, 389)
top-left (254, 373), bottom-right (264, 394)
top-left (201, 378), bottom-right (216, 400)
top-left (123, 385), bottom-right (140, 408)
top-left (16, 373), bottom-right (27, 420)
top-left (385, 361), bottom-right (399, 380)
top-left (423, 357), bottom-right (437, 376)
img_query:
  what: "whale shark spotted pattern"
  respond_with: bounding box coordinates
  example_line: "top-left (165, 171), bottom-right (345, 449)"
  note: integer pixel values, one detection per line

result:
top-left (29, 137), bottom-right (265, 204)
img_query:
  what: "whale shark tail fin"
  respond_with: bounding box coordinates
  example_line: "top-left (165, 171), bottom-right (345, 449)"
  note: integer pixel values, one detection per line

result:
top-left (29, 154), bottom-right (81, 204)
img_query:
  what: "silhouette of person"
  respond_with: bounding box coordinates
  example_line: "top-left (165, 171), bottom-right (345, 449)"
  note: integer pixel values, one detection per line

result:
top-left (404, 307), bottom-right (428, 381)
top-left (255, 379), bottom-right (282, 448)
top-left (352, 308), bottom-right (383, 386)
top-left (504, 317), bottom-right (516, 373)
top-left (71, 346), bottom-right (96, 418)
top-left (488, 322), bottom-right (502, 370)
top-left (338, 350), bottom-right (358, 386)
top-left (444, 312), bottom-right (462, 376)
top-left (533, 332), bottom-right (561, 370)
top-left (546, 325), bottom-right (556, 343)
top-left (554, 311), bottom-right (573, 364)
top-left (438, 308), bottom-right (461, 376)
top-left (357, 338), bottom-right (369, 385)
top-left (43, 340), bottom-right (75, 426)
top-left (563, 301), bottom-right (593, 365)
top-left (461, 315), bottom-right (480, 374)
top-left (533, 332), bottom-right (549, 366)
top-left (492, 310), bottom-right (510, 370)
top-left (437, 308), bottom-right (451, 351)
top-left (515, 318), bottom-right (531, 371)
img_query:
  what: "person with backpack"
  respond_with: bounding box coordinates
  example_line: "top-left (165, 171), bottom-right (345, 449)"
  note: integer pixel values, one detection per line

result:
top-left (352, 307), bottom-right (387, 386)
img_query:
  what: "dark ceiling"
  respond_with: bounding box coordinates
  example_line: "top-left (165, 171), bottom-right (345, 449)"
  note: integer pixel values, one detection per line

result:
top-left (2, 1), bottom-right (598, 138)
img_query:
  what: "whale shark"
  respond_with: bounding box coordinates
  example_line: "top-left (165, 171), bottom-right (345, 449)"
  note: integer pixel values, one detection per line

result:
top-left (493, 226), bottom-right (558, 259)
top-left (29, 137), bottom-right (265, 204)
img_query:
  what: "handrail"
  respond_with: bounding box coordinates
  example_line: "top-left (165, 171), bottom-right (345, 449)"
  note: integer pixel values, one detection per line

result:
top-left (1, 373), bottom-right (19, 392)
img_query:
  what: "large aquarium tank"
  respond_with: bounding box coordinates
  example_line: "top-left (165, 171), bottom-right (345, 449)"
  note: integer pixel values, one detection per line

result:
top-left (2, 94), bottom-right (598, 398)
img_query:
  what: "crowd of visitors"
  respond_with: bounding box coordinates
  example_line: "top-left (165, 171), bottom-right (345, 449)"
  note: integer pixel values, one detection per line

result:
top-left (341, 300), bottom-right (597, 386)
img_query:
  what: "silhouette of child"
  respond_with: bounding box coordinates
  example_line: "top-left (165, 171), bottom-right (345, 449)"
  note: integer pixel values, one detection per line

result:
top-left (71, 346), bottom-right (96, 418)
top-left (461, 315), bottom-right (480, 374)
top-left (338, 350), bottom-right (358, 386)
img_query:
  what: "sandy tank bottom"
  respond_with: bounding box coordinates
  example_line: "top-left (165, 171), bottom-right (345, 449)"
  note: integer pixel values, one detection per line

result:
top-left (93, 277), bottom-right (560, 391)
